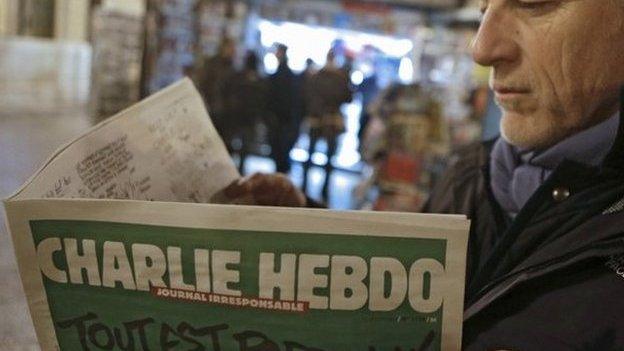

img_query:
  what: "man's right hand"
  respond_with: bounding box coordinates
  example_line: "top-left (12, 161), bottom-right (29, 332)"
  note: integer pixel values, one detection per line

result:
top-left (215, 173), bottom-right (307, 208)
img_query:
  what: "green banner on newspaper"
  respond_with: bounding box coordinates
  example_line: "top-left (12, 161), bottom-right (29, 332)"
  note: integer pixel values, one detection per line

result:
top-left (31, 220), bottom-right (447, 350)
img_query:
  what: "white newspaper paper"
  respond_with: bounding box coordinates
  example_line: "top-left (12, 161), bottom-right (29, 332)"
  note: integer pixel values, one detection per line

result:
top-left (11, 78), bottom-right (239, 202)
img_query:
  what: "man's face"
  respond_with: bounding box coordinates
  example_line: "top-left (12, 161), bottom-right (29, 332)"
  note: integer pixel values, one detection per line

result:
top-left (474, 0), bottom-right (624, 149)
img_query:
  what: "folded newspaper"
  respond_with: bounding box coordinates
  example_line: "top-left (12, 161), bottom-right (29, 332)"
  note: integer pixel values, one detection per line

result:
top-left (3, 79), bottom-right (470, 351)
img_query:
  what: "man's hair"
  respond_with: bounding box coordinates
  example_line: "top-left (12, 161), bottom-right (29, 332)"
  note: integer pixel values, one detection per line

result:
top-left (276, 43), bottom-right (288, 53)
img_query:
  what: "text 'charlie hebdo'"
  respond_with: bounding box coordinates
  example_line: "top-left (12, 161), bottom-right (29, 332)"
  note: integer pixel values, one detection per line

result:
top-left (36, 237), bottom-right (445, 313)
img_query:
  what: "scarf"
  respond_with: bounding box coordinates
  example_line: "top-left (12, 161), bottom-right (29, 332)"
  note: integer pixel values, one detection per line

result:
top-left (490, 113), bottom-right (620, 217)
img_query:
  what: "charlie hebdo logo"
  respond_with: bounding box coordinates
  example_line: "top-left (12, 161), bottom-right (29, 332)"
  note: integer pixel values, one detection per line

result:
top-left (36, 237), bottom-right (447, 313)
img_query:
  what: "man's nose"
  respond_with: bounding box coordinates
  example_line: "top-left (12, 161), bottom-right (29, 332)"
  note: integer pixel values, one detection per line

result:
top-left (471, 9), bottom-right (519, 67)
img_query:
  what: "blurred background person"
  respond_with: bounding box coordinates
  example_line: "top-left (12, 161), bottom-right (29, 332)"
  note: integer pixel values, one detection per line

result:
top-left (297, 58), bottom-right (318, 145)
top-left (200, 37), bottom-right (237, 146)
top-left (302, 49), bottom-right (353, 200)
top-left (267, 44), bottom-right (301, 174)
top-left (356, 45), bottom-right (382, 149)
top-left (224, 51), bottom-right (269, 174)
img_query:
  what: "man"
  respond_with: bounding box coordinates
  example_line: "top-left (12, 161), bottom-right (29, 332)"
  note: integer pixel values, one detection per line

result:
top-left (355, 45), bottom-right (381, 147)
top-left (200, 37), bottom-right (237, 147)
top-left (224, 51), bottom-right (268, 174)
top-left (302, 50), bottom-right (353, 200)
top-left (267, 44), bottom-right (301, 174)
top-left (224, 0), bottom-right (624, 349)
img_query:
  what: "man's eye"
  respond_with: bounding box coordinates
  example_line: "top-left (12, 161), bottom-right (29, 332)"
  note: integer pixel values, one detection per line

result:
top-left (478, 0), bottom-right (488, 14)
top-left (516, 0), bottom-right (558, 11)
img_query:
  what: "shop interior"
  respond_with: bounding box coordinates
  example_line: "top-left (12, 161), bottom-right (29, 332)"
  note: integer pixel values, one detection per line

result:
top-left (0, 2), bottom-right (500, 345)
top-left (0, 0), bottom-right (502, 211)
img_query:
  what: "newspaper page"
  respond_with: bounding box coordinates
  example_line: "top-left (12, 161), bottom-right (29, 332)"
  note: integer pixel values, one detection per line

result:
top-left (9, 78), bottom-right (238, 203)
top-left (4, 199), bottom-right (469, 351)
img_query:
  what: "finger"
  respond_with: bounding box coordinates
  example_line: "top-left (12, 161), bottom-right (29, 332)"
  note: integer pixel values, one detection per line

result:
top-left (255, 174), bottom-right (304, 207)
top-left (254, 182), bottom-right (283, 205)
top-left (246, 174), bottom-right (281, 205)
top-left (279, 183), bottom-right (306, 207)
top-left (223, 177), bottom-right (252, 199)
top-left (244, 172), bottom-right (270, 189)
top-left (252, 174), bottom-right (287, 200)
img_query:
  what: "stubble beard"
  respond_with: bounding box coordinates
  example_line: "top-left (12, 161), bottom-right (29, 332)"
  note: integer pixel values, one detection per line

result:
top-left (500, 95), bottom-right (619, 150)
top-left (499, 106), bottom-right (568, 150)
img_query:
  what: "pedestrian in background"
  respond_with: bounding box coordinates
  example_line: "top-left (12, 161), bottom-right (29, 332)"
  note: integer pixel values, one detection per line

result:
top-left (200, 37), bottom-right (237, 146)
top-left (224, 51), bottom-right (269, 174)
top-left (267, 44), bottom-right (300, 174)
top-left (303, 50), bottom-right (353, 200)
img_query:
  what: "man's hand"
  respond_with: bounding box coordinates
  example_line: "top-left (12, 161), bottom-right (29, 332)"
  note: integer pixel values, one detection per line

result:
top-left (215, 173), bottom-right (307, 207)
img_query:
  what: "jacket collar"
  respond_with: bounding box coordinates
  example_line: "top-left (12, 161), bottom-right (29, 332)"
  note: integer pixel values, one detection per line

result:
top-left (490, 113), bottom-right (620, 217)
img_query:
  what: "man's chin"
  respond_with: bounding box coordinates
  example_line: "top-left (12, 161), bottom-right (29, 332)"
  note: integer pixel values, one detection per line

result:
top-left (499, 113), bottom-right (556, 150)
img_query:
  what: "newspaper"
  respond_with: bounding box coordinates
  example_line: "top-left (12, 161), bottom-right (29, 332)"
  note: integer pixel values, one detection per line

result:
top-left (3, 79), bottom-right (470, 351)
top-left (11, 78), bottom-right (238, 203)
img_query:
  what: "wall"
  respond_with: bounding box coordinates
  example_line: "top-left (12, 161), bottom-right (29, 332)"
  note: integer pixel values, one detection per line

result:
top-left (103, 0), bottom-right (146, 16)
top-left (54, 0), bottom-right (90, 41)
top-left (0, 37), bottom-right (92, 113)
top-left (0, 0), bottom-right (20, 36)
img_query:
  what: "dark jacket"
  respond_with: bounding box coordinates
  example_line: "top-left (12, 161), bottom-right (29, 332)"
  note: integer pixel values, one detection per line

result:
top-left (424, 129), bottom-right (624, 350)
top-left (201, 56), bottom-right (236, 118)
top-left (225, 70), bottom-right (268, 128)
top-left (268, 62), bottom-right (300, 125)
top-left (305, 66), bottom-right (352, 119)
